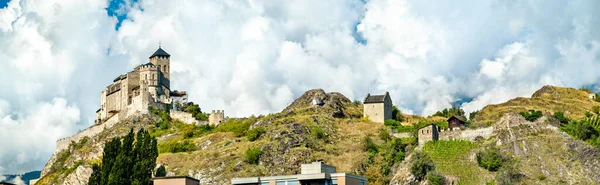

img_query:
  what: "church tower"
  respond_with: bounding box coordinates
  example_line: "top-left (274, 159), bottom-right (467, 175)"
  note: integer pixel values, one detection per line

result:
top-left (149, 46), bottom-right (171, 80)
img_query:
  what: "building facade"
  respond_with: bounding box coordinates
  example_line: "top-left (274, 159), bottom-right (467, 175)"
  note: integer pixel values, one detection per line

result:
top-left (96, 47), bottom-right (175, 123)
top-left (418, 124), bottom-right (440, 145)
top-left (232, 162), bottom-right (368, 185)
top-left (363, 92), bottom-right (392, 123)
top-left (153, 176), bottom-right (200, 185)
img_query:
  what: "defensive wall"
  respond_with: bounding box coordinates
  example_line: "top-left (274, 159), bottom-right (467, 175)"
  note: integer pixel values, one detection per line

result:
top-left (170, 110), bottom-right (199, 125)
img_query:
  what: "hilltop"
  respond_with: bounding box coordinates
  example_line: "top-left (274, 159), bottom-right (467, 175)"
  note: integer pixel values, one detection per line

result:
top-left (36, 86), bottom-right (600, 185)
top-left (471, 85), bottom-right (600, 127)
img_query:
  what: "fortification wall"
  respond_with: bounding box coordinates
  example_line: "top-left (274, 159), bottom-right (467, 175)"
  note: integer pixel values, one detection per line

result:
top-left (55, 111), bottom-right (123, 152)
top-left (437, 127), bottom-right (494, 141)
top-left (170, 110), bottom-right (199, 125)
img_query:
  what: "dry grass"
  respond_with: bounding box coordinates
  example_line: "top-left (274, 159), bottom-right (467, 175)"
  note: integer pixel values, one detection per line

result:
top-left (472, 86), bottom-right (600, 127)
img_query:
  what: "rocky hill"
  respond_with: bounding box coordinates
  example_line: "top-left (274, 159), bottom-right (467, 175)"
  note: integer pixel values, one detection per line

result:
top-left (471, 85), bottom-right (600, 127)
top-left (37, 87), bottom-right (600, 185)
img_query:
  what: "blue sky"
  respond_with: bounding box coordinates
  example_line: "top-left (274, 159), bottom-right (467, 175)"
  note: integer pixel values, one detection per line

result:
top-left (1, 0), bottom-right (600, 175)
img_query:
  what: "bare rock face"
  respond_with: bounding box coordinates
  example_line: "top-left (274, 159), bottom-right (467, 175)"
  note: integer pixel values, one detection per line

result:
top-left (283, 89), bottom-right (351, 117)
top-left (63, 165), bottom-right (92, 185)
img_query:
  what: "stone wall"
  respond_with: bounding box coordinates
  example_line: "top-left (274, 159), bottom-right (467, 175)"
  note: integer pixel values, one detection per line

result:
top-left (435, 127), bottom-right (494, 142)
top-left (363, 103), bottom-right (386, 123)
top-left (170, 110), bottom-right (199, 125)
top-left (209, 110), bottom-right (225, 126)
top-left (55, 111), bottom-right (122, 152)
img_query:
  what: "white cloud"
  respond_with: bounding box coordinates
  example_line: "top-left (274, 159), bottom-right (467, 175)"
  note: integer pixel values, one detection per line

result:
top-left (1, 0), bottom-right (600, 174)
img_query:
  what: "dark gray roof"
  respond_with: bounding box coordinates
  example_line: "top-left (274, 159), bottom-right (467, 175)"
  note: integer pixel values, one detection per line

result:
top-left (364, 94), bottom-right (386, 103)
top-left (140, 62), bottom-right (155, 66)
top-left (150, 47), bottom-right (170, 58)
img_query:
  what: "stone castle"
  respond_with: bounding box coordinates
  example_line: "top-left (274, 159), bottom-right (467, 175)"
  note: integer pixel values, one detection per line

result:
top-left (55, 46), bottom-right (226, 152)
top-left (96, 47), bottom-right (174, 123)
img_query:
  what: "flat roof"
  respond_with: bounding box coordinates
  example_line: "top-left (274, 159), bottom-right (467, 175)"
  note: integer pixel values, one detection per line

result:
top-left (234, 173), bottom-right (365, 182)
top-left (153, 176), bottom-right (199, 182)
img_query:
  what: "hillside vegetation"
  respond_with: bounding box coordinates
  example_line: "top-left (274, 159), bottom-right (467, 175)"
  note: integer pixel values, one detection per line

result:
top-left (37, 86), bottom-right (600, 185)
top-left (471, 85), bottom-right (600, 127)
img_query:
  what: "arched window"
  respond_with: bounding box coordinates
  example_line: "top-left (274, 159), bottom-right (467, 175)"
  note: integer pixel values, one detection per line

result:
top-left (145, 74), bottom-right (147, 80)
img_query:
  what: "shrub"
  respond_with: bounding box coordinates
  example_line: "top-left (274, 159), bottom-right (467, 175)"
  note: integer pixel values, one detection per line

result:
top-left (158, 140), bottom-right (196, 153)
top-left (469, 110), bottom-right (480, 120)
top-left (311, 126), bottom-right (326, 139)
top-left (554, 112), bottom-right (570, 126)
top-left (247, 127), bottom-right (265, 141)
top-left (214, 119), bottom-right (252, 137)
top-left (195, 112), bottom-right (210, 121)
top-left (594, 106), bottom-right (600, 115)
top-left (392, 106), bottom-right (404, 122)
top-left (537, 174), bottom-right (546, 181)
top-left (379, 130), bottom-right (390, 142)
top-left (381, 138), bottom-right (407, 175)
top-left (426, 172), bottom-right (445, 185)
top-left (245, 147), bottom-right (262, 164)
top-left (362, 136), bottom-right (378, 152)
top-left (155, 166), bottom-right (166, 177)
top-left (519, 110), bottom-right (542, 121)
top-left (384, 119), bottom-right (401, 127)
top-left (586, 111), bottom-right (593, 118)
top-left (410, 152), bottom-right (435, 181)
top-left (495, 160), bottom-right (521, 185)
top-left (476, 147), bottom-right (504, 171)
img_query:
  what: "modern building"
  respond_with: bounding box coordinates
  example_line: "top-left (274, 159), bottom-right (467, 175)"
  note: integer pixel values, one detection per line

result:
top-left (363, 92), bottom-right (392, 123)
top-left (153, 176), bottom-right (200, 185)
top-left (231, 162), bottom-right (368, 185)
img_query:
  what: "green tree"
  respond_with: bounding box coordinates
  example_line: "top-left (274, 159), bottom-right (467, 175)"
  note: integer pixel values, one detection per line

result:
top-left (410, 152), bottom-right (435, 181)
top-left (432, 106), bottom-right (465, 118)
top-left (132, 129), bottom-right (159, 185)
top-left (477, 147), bottom-right (504, 171)
top-left (392, 105), bottom-right (404, 122)
top-left (87, 164), bottom-right (102, 185)
top-left (100, 137), bottom-right (121, 185)
top-left (108, 130), bottom-right (135, 185)
top-left (155, 166), bottom-right (167, 177)
top-left (90, 129), bottom-right (159, 185)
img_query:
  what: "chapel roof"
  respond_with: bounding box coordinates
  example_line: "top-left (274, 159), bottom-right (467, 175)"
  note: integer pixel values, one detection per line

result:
top-left (150, 47), bottom-right (170, 58)
top-left (364, 92), bottom-right (389, 104)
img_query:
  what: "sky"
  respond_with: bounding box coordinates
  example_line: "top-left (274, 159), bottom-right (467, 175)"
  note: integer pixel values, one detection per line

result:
top-left (0, 0), bottom-right (599, 175)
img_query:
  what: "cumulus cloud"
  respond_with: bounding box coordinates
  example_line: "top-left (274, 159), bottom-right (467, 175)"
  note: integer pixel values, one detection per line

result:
top-left (1, 0), bottom-right (600, 174)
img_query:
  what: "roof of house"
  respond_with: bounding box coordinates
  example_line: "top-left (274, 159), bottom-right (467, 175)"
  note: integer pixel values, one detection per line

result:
top-left (447, 115), bottom-right (466, 123)
top-left (0, 182), bottom-right (16, 185)
top-left (150, 47), bottom-right (170, 58)
top-left (363, 92), bottom-right (389, 104)
top-left (153, 176), bottom-right (199, 182)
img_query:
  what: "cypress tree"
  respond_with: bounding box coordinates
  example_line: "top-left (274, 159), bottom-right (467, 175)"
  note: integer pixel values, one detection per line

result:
top-left (108, 129), bottom-right (135, 185)
top-left (87, 164), bottom-right (102, 185)
top-left (100, 137), bottom-right (121, 185)
top-left (89, 128), bottom-right (159, 185)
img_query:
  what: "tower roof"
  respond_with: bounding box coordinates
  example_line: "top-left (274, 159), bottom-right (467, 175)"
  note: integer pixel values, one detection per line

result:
top-left (150, 47), bottom-right (170, 58)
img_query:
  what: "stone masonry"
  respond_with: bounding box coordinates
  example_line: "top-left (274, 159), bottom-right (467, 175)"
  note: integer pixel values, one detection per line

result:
top-left (363, 92), bottom-right (392, 123)
top-left (209, 110), bottom-right (225, 126)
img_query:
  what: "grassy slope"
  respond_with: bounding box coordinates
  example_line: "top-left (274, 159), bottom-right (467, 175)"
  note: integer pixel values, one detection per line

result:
top-left (472, 85), bottom-right (600, 127)
top-left (155, 103), bottom-right (389, 184)
top-left (423, 140), bottom-right (493, 185)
